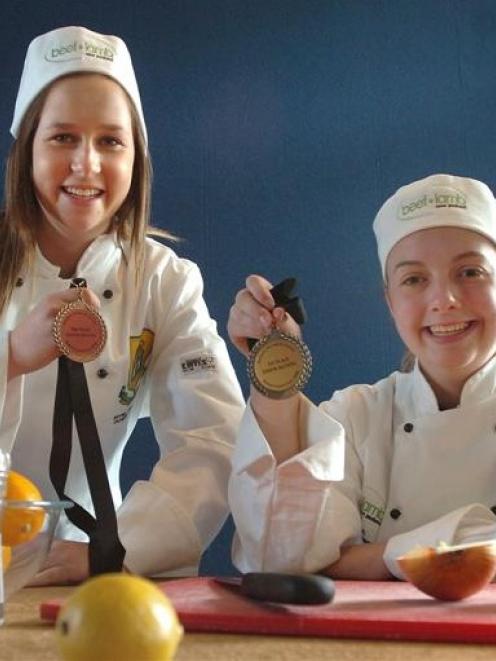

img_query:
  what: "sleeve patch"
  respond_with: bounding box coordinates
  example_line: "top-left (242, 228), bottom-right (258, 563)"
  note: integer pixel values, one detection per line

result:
top-left (180, 352), bottom-right (217, 376)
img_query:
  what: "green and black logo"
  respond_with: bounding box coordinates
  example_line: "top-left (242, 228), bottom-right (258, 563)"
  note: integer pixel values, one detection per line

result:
top-left (46, 38), bottom-right (115, 63)
top-left (399, 189), bottom-right (467, 220)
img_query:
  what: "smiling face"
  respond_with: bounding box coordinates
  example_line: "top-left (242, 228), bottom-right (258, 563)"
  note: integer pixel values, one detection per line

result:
top-left (32, 73), bottom-right (135, 267)
top-left (385, 226), bottom-right (496, 400)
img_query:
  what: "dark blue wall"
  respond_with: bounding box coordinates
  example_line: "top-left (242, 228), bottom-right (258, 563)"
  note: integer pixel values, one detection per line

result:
top-left (2, 0), bottom-right (496, 573)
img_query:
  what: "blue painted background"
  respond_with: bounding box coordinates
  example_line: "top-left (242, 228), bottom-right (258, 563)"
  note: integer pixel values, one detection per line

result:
top-left (2, 0), bottom-right (496, 573)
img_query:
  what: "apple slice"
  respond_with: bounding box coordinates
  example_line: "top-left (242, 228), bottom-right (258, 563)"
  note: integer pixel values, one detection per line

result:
top-left (397, 540), bottom-right (496, 601)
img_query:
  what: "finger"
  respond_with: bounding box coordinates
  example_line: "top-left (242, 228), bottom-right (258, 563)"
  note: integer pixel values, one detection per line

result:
top-left (48, 287), bottom-right (101, 317)
top-left (273, 307), bottom-right (287, 324)
top-left (43, 290), bottom-right (77, 316)
top-left (28, 565), bottom-right (85, 586)
top-left (229, 305), bottom-right (269, 341)
top-left (273, 307), bottom-right (301, 338)
top-left (57, 286), bottom-right (101, 309)
top-left (81, 287), bottom-right (101, 309)
top-left (27, 566), bottom-right (67, 586)
top-left (245, 275), bottom-right (275, 309)
top-left (234, 289), bottom-right (273, 328)
top-left (28, 545), bottom-right (89, 586)
top-left (227, 309), bottom-right (260, 357)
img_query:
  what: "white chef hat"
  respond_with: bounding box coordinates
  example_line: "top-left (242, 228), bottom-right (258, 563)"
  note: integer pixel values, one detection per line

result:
top-left (10, 25), bottom-right (147, 144)
top-left (373, 173), bottom-right (496, 279)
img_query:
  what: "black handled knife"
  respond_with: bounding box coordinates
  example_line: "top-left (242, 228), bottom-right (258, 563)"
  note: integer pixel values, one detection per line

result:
top-left (215, 572), bottom-right (335, 605)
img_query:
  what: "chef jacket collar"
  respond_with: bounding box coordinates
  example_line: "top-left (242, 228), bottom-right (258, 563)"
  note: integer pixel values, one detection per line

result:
top-left (458, 353), bottom-right (496, 406)
top-left (34, 233), bottom-right (121, 279)
top-left (398, 354), bottom-right (496, 418)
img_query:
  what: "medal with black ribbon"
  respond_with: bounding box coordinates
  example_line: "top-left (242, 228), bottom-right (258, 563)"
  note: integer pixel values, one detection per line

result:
top-left (247, 278), bottom-right (312, 399)
top-left (50, 278), bottom-right (125, 575)
top-left (52, 277), bottom-right (107, 362)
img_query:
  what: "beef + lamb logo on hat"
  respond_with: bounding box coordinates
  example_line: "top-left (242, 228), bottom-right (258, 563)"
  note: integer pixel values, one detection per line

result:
top-left (399, 187), bottom-right (467, 221)
top-left (373, 174), bottom-right (496, 278)
top-left (10, 26), bottom-right (147, 143)
top-left (44, 33), bottom-right (116, 63)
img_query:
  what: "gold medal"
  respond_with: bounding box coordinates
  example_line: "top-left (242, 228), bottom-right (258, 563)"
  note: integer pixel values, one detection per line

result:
top-left (53, 290), bottom-right (107, 363)
top-left (248, 328), bottom-right (312, 399)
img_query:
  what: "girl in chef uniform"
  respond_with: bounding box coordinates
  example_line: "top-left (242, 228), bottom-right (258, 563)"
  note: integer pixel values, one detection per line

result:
top-left (227, 173), bottom-right (496, 580)
top-left (0, 26), bottom-right (244, 584)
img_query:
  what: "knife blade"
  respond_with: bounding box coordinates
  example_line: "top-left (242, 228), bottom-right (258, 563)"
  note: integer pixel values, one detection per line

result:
top-left (215, 572), bottom-right (335, 605)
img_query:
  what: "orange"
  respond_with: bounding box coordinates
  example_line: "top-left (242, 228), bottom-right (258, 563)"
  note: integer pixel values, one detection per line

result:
top-left (2, 546), bottom-right (11, 571)
top-left (56, 574), bottom-right (183, 661)
top-left (2, 471), bottom-right (45, 546)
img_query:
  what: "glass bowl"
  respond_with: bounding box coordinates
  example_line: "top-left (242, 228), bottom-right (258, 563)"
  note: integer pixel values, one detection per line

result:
top-left (2, 499), bottom-right (73, 598)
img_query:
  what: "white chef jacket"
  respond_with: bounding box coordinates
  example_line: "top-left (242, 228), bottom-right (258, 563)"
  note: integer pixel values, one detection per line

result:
top-left (229, 355), bottom-right (496, 578)
top-left (0, 233), bottom-right (245, 576)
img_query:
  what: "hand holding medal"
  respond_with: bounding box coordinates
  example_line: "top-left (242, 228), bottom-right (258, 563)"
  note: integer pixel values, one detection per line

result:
top-left (52, 278), bottom-right (107, 363)
top-left (247, 278), bottom-right (312, 399)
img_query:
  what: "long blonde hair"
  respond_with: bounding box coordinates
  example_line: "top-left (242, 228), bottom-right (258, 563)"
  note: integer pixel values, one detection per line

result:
top-left (0, 74), bottom-right (174, 315)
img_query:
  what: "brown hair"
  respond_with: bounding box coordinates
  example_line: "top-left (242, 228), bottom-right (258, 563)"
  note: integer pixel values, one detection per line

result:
top-left (399, 350), bottom-right (415, 372)
top-left (0, 73), bottom-right (175, 315)
top-left (383, 279), bottom-right (415, 373)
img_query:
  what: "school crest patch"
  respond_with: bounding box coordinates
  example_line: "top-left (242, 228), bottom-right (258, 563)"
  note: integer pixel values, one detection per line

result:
top-left (119, 329), bottom-right (155, 405)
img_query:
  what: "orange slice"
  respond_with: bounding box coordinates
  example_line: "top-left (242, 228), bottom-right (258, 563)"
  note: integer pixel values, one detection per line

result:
top-left (2, 471), bottom-right (45, 546)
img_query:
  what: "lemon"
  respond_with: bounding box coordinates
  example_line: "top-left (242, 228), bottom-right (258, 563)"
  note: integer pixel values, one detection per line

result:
top-left (55, 573), bottom-right (183, 661)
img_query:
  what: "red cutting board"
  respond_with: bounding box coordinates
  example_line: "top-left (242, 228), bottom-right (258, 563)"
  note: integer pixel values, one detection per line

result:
top-left (40, 577), bottom-right (496, 643)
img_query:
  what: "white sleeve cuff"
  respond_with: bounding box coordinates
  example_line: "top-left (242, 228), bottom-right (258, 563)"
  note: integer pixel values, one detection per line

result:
top-left (232, 395), bottom-right (345, 482)
top-left (117, 479), bottom-right (202, 576)
top-left (383, 503), bottom-right (496, 579)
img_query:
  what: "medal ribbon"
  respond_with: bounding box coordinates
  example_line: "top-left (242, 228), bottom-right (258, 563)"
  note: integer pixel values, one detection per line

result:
top-left (247, 277), bottom-right (307, 350)
top-left (50, 278), bottom-right (125, 575)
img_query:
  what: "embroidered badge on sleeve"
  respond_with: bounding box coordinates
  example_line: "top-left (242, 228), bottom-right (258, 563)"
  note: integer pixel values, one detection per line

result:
top-left (180, 352), bottom-right (217, 376)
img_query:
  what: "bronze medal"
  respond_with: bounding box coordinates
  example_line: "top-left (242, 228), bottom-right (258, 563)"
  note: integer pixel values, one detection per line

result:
top-left (248, 329), bottom-right (312, 399)
top-left (53, 291), bottom-right (107, 363)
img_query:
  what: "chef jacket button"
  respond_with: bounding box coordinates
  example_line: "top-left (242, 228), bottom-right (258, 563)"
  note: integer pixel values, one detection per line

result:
top-left (390, 508), bottom-right (402, 520)
top-left (103, 289), bottom-right (113, 299)
top-left (15, 277), bottom-right (23, 287)
top-left (97, 368), bottom-right (109, 379)
top-left (403, 422), bottom-right (414, 433)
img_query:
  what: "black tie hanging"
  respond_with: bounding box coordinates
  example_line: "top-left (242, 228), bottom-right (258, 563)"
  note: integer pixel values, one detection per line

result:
top-left (50, 278), bottom-right (125, 574)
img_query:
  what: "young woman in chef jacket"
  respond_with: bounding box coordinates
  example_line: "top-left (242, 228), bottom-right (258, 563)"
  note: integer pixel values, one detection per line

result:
top-left (227, 173), bottom-right (496, 579)
top-left (0, 26), bottom-right (244, 584)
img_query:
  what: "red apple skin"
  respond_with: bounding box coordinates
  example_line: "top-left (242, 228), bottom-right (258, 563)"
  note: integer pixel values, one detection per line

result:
top-left (397, 546), bottom-right (496, 601)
